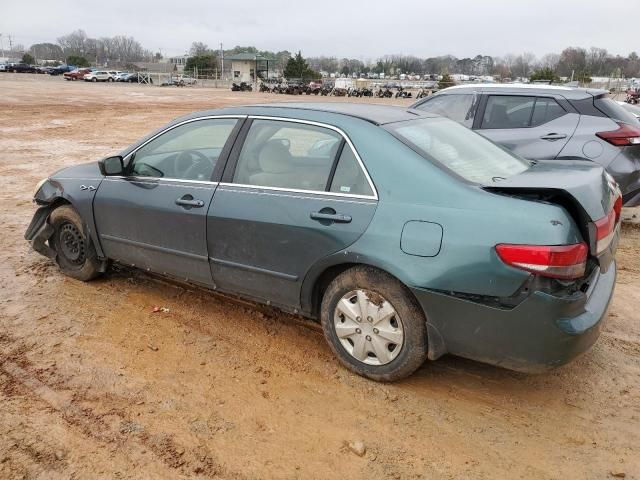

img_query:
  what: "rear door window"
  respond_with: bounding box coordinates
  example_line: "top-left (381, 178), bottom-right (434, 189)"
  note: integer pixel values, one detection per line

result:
top-left (482, 96), bottom-right (567, 129)
top-left (233, 119), bottom-right (342, 192)
top-left (415, 94), bottom-right (477, 127)
top-left (482, 96), bottom-right (536, 129)
top-left (531, 98), bottom-right (567, 126)
top-left (329, 146), bottom-right (373, 196)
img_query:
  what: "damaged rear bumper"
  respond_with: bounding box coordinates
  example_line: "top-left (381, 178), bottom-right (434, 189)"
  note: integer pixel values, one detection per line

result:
top-left (24, 206), bottom-right (56, 259)
top-left (411, 262), bottom-right (616, 373)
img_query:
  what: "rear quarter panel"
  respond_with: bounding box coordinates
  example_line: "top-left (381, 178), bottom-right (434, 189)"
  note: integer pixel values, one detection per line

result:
top-left (301, 118), bottom-right (582, 305)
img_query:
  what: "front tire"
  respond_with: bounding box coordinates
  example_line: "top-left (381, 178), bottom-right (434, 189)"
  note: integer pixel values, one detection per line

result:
top-left (49, 205), bottom-right (102, 281)
top-left (320, 266), bottom-right (428, 382)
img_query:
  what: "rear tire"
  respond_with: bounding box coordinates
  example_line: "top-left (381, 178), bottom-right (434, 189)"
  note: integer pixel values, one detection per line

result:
top-left (49, 205), bottom-right (102, 281)
top-left (320, 266), bottom-right (428, 382)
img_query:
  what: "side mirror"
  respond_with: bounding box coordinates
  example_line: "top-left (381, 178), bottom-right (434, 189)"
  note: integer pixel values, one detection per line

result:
top-left (99, 156), bottom-right (124, 176)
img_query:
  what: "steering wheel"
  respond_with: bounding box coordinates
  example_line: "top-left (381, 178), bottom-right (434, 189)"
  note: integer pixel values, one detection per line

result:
top-left (175, 150), bottom-right (213, 180)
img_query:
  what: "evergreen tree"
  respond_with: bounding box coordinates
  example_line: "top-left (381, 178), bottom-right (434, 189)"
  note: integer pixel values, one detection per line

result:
top-left (437, 73), bottom-right (455, 89)
top-left (284, 51), bottom-right (318, 80)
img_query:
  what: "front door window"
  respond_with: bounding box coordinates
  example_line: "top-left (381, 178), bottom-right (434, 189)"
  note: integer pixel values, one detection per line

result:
top-left (130, 118), bottom-right (238, 181)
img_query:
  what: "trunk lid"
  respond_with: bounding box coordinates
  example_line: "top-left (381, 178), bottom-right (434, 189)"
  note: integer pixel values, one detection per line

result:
top-left (484, 159), bottom-right (615, 221)
top-left (484, 159), bottom-right (620, 271)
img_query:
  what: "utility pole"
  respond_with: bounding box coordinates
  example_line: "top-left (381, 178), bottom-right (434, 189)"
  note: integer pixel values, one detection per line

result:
top-left (220, 42), bottom-right (224, 80)
top-left (0, 34), bottom-right (4, 59)
top-left (8, 34), bottom-right (13, 52)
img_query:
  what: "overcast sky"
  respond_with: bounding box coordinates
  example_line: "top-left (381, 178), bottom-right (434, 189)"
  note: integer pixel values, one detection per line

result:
top-left (1, 0), bottom-right (631, 59)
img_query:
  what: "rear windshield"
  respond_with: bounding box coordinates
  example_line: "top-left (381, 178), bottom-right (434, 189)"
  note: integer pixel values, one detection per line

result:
top-left (594, 95), bottom-right (638, 124)
top-left (385, 117), bottom-right (530, 184)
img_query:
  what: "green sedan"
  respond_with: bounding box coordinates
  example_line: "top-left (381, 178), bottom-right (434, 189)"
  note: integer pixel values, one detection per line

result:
top-left (25, 103), bottom-right (620, 381)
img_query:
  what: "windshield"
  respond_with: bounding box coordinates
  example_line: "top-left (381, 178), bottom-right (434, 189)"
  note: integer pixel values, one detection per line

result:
top-left (385, 117), bottom-right (530, 184)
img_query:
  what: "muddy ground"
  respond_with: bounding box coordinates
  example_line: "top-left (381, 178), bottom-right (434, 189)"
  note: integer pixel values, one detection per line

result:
top-left (0, 74), bottom-right (639, 480)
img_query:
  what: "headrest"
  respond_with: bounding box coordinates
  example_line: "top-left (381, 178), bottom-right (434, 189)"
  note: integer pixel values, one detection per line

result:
top-left (258, 142), bottom-right (292, 174)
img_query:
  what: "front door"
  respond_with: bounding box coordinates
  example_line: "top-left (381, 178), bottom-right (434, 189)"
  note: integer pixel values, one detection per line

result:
top-left (477, 94), bottom-right (579, 160)
top-left (207, 118), bottom-right (378, 308)
top-left (93, 117), bottom-right (242, 285)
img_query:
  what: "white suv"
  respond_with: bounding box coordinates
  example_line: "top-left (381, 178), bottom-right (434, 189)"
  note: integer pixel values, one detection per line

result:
top-left (83, 71), bottom-right (115, 82)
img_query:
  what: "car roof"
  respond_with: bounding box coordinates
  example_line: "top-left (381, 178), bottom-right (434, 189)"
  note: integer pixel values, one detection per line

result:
top-left (188, 103), bottom-right (432, 126)
top-left (436, 83), bottom-right (608, 99)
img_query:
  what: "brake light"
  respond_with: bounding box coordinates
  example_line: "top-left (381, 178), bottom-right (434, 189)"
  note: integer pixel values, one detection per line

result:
top-left (596, 122), bottom-right (640, 146)
top-left (496, 243), bottom-right (588, 280)
top-left (613, 195), bottom-right (622, 223)
top-left (594, 195), bottom-right (621, 254)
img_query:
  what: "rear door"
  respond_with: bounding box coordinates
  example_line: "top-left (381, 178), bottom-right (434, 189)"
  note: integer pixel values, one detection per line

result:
top-left (93, 116), bottom-right (243, 285)
top-left (207, 117), bottom-right (378, 309)
top-left (476, 94), bottom-right (579, 159)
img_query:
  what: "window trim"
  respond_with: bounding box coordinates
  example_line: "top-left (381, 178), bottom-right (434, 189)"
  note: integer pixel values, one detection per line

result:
top-left (479, 95), bottom-right (567, 130)
top-left (120, 115), bottom-right (247, 184)
top-left (221, 115), bottom-right (378, 200)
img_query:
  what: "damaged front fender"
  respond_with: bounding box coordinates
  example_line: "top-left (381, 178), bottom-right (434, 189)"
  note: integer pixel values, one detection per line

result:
top-left (24, 205), bottom-right (56, 259)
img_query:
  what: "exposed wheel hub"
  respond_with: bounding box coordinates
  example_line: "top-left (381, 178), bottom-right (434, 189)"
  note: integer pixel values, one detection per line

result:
top-left (59, 223), bottom-right (85, 265)
top-left (333, 289), bottom-right (404, 366)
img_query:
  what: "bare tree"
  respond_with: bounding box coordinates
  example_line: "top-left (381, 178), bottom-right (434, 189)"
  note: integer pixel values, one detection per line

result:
top-left (190, 42), bottom-right (210, 56)
top-left (514, 52), bottom-right (536, 78)
top-left (539, 53), bottom-right (560, 71)
top-left (57, 29), bottom-right (89, 56)
top-left (29, 43), bottom-right (65, 61)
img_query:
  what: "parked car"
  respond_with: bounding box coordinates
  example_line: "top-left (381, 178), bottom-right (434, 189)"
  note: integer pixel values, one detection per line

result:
top-left (7, 63), bottom-right (37, 73)
top-left (411, 84), bottom-right (640, 207)
top-left (114, 72), bottom-right (130, 82)
top-left (25, 103), bottom-right (620, 381)
top-left (123, 72), bottom-right (153, 84)
top-left (171, 74), bottom-right (197, 86)
top-left (0, 64), bottom-right (6, 72)
top-left (63, 68), bottom-right (92, 81)
top-left (84, 70), bottom-right (115, 82)
top-left (48, 65), bottom-right (75, 76)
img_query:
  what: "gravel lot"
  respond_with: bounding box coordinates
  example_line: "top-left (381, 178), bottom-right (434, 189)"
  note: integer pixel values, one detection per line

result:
top-left (1, 74), bottom-right (639, 480)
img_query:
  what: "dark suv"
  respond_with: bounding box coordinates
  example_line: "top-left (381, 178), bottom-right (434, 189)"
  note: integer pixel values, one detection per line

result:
top-left (411, 84), bottom-right (640, 206)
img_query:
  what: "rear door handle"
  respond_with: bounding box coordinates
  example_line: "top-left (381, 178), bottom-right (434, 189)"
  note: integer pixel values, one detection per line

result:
top-left (310, 211), bottom-right (352, 223)
top-left (540, 133), bottom-right (567, 141)
top-left (175, 195), bottom-right (204, 208)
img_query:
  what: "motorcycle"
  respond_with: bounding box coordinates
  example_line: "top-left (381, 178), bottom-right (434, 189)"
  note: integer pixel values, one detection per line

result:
top-left (360, 88), bottom-right (374, 97)
top-left (625, 88), bottom-right (640, 105)
top-left (320, 85), bottom-right (334, 96)
top-left (259, 83), bottom-right (271, 93)
top-left (415, 88), bottom-right (429, 99)
top-left (376, 87), bottom-right (393, 98)
top-left (231, 82), bottom-right (253, 92)
top-left (395, 86), bottom-right (412, 99)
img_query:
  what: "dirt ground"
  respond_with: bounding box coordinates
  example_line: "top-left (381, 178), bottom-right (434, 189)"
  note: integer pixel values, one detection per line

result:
top-left (1, 73), bottom-right (639, 480)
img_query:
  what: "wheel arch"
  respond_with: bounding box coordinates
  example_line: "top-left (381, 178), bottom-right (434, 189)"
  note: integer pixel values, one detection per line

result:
top-left (302, 256), bottom-right (417, 318)
top-left (302, 257), bottom-right (447, 361)
top-left (35, 180), bottom-right (105, 259)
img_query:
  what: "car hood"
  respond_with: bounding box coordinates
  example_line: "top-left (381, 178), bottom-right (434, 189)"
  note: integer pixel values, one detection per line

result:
top-left (484, 159), bottom-right (615, 221)
top-left (50, 161), bottom-right (103, 180)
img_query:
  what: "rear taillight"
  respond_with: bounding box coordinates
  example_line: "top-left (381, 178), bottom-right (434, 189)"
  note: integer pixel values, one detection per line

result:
top-left (496, 243), bottom-right (588, 280)
top-left (594, 195), bottom-right (621, 254)
top-left (613, 195), bottom-right (622, 223)
top-left (596, 122), bottom-right (640, 146)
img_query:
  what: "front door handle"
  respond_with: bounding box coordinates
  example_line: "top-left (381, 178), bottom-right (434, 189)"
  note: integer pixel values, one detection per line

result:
top-left (540, 133), bottom-right (567, 141)
top-left (175, 195), bottom-right (204, 208)
top-left (310, 211), bottom-right (352, 223)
